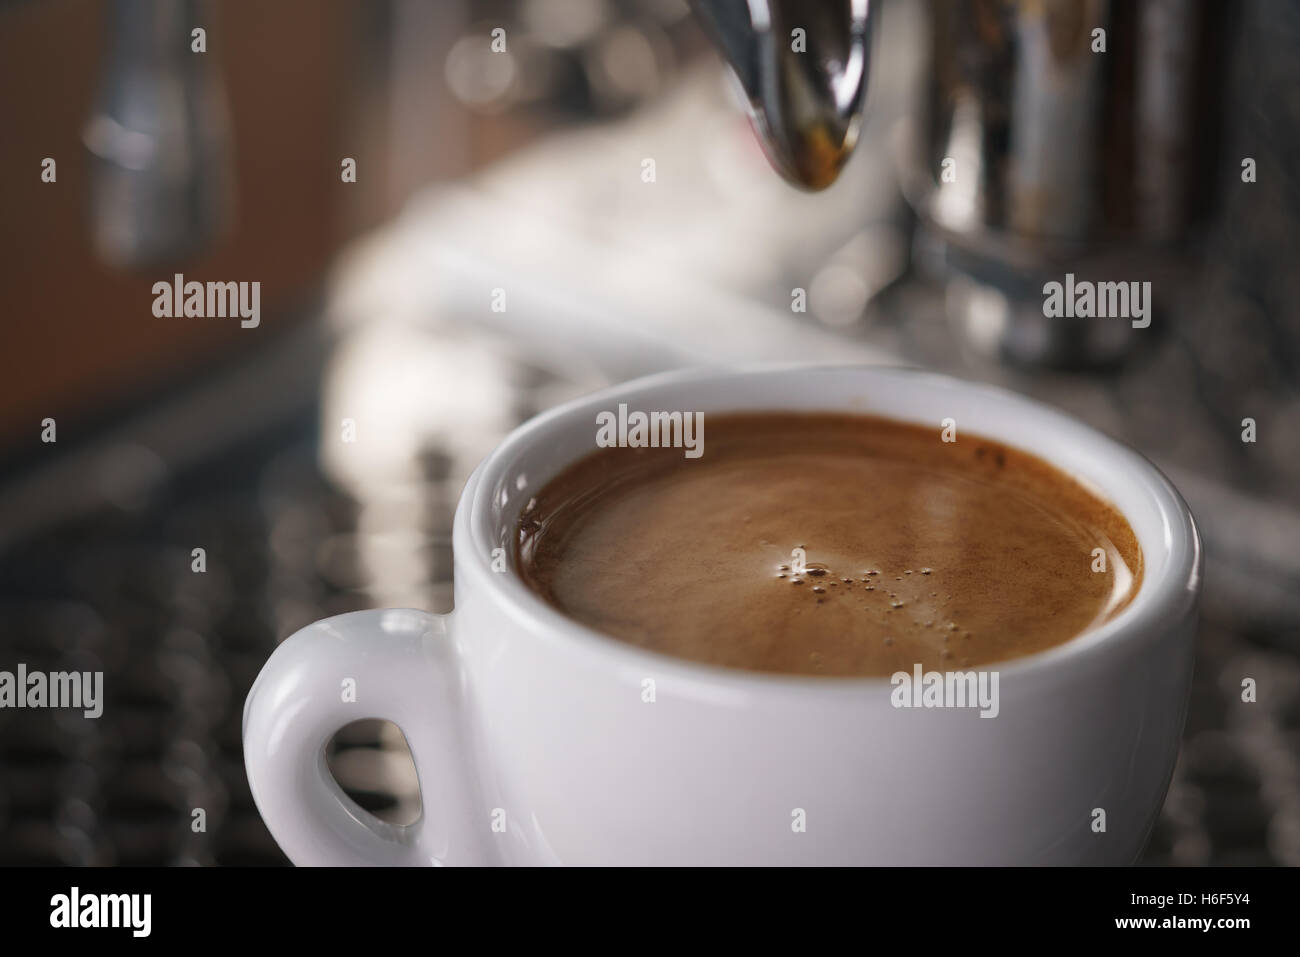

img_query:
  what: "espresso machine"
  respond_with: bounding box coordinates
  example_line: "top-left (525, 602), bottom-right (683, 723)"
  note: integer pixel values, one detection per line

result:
top-left (693, 0), bottom-right (1231, 368)
top-left (2, 0), bottom-right (1297, 868)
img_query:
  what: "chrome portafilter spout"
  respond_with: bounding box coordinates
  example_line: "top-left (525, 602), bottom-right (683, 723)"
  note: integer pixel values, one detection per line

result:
top-left (689, 0), bottom-right (874, 190)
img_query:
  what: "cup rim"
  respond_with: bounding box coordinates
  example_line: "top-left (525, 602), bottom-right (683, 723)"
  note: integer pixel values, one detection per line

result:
top-left (457, 363), bottom-right (1202, 694)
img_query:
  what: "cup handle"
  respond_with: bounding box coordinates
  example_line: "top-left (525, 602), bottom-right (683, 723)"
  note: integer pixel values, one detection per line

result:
top-left (242, 608), bottom-right (488, 866)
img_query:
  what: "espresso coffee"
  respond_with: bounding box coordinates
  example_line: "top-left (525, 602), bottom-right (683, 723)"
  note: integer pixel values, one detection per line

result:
top-left (516, 413), bottom-right (1142, 677)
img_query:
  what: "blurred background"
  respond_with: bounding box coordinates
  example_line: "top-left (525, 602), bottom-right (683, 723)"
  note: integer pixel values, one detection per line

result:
top-left (1, 0), bottom-right (1298, 866)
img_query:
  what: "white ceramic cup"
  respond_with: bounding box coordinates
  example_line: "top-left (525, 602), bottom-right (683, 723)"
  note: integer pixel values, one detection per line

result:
top-left (243, 365), bottom-right (1201, 865)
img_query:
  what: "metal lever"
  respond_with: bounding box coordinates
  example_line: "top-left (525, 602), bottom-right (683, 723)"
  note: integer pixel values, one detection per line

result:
top-left (83, 0), bottom-right (233, 268)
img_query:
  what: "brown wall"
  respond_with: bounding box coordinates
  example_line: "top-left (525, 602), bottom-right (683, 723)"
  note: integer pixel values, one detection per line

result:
top-left (0, 0), bottom-right (358, 451)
